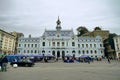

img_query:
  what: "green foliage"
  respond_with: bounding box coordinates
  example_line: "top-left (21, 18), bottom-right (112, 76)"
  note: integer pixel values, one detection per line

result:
top-left (76, 26), bottom-right (89, 37)
top-left (94, 27), bottom-right (101, 31)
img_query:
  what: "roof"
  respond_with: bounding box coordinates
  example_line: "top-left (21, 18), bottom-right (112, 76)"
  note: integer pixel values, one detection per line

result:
top-left (42, 29), bottom-right (74, 37)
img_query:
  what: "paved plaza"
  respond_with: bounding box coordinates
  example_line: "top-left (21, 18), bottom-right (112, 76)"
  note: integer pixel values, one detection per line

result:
top-left (0, 60), bottom-right (120, 80)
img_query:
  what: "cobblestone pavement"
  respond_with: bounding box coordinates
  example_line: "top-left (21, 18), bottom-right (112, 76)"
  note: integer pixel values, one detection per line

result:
top-left (0, 60), bottom-right (120, 80)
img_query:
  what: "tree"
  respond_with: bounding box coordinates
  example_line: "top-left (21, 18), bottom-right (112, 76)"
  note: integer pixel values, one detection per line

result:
top-left (76, 26), bottom-right (89, 37)
top-left (94, 27), bottom-right (101, 31)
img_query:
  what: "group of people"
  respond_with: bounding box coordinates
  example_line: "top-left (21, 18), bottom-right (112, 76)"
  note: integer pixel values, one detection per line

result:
top-left (0, 54), bottom-right (8, 72)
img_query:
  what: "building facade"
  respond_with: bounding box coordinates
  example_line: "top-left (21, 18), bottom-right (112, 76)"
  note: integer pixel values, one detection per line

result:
top-left (0, 32), bottom-right (2, 54)
top-left (17, 35), bottom-right (40, 54)
top-left (83, 27), bottom-right (109, 40)
top-left (10, 32), bottom-right (24, 54)
top-left (78, 36), bottom-right (104, 58)
top-left (113, 36), bottom-right (120, 59)
top-left (17, 18), bottom-right (104, 58)
top-left (0, 29), bottom-right (16, 54)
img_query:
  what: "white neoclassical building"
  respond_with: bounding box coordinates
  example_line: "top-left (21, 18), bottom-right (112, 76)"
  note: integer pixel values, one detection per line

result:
top-left (17, 18), bottom-right (104, 58)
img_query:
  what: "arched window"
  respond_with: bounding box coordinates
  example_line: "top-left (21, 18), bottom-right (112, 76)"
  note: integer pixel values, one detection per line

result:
top-left (86, 44), bottom-right (88, 48)
top-left (101, 50), bottom-right (103, 54)
top-left (78, 50), bottom-right (81, 54)
top-left (52, 51), bottom-right (55, 56)
top-left (91, 50), bottom-right (93, 54)
top-left (94, 44), bottom-right (96, 48)
top-left (34, 50), bottom-right (37, 53)
top-left (95, 50), bottom-right (97, 54)
top-left (78, 44), bottom-right (80, 48)
top-left (86, 50), bottom-right (89, 54)
top-left (27, 50), bottom-right (29, 53)
top-left (82, 44), bottom-right (84, 48)
top-left (31, 50), bottom-right (33, 53)
top-left (42, 50), bottom-right (45, 53)
top-left (62, 51), bottom-right (65, 57)
top-left (83, 50), bottom-right (85, 54)
top-left (72, 50), bottom-right (75, 53)
top-left (90, 44), bottom-right (92, 47)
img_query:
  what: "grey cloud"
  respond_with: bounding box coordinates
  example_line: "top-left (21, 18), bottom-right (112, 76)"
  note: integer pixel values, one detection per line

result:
top-left (0, 0), bottom-right (120, 37)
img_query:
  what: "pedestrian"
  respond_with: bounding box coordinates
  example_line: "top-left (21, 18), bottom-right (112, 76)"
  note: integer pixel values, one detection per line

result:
top-left (1, 55), bottom-right (8, 72)
top-left (0, 57), bottom-right (2, 71)
top-left (107, 57), bottom-right (111, 63)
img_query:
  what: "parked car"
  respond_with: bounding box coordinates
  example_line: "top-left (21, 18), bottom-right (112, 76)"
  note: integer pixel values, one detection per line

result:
top-left (10, 61), bottom-right (35, 67)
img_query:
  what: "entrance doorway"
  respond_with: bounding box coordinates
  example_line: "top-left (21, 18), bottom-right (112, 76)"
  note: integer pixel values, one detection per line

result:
top-left (57, 51), bottom-right (60, 58)
top-left (62, 51), bottom-right (65, 60)
top-left (62, 51), bottom-right (65, 57)
top-left (52, 51), bottom-right (55, 56)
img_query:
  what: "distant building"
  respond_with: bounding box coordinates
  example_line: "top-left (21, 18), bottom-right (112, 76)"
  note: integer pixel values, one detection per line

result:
top-left (17, 35), bottom-right (40, 54)
top-left (10, 32), bottom-right (24, 54)
top-left (17, 18), bottom-right (104, 58)
top-left (113, 36), bottom-right (120, 59)
top-left (83, 27), bottom-right (109, 40)
top-left (0, 29), bottom-right (16, 54)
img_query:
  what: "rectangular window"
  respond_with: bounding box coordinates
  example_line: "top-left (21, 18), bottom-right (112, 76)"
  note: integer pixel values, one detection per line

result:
top-left (94, 44), bottom-right (96, 48)
top-left (27, 50), bottom-right (29, 53)
top-left (24, 44), bottom-right (26, 47)
top-left (100, 44), bottom-right (102, 47)
top-left (57, 42), bottom-right (60, 46)
top-left (52, 42), bottom-right (55, 46)
top-left (42, 42), bottom-right (45, 46)
top-left (86, 44), bottom-right (88, 48)
top-left (34, 50), bottom-right (37, 53)
top-left (62, 42), bottom-right (64, 46)
top-left (72, 42), bottom-right (75, 46)
top-left (82, 44), bottom-right (84, 48)
top-left (90, 44), bottom-right (92, 47)
top-left (31, 44), bottom-right (33, 47)
top-left (78, 44), bottom-right (80, 48)
top-left (28, 44), bottom-right (30, 47)
top-left (35, 44), bottom-right (37, 47)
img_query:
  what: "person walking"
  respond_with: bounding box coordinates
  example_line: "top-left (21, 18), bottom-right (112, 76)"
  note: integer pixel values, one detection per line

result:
top-left (107, 57), bottom-right (111, 63)
top-left (1, 55), bottom-right (8, 72)
top-left (0, 56), bottom-right (2, 71)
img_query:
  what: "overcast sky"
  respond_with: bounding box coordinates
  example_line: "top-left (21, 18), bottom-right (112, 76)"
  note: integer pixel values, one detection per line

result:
top-left (0, 0), bottom-right (120, 37)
